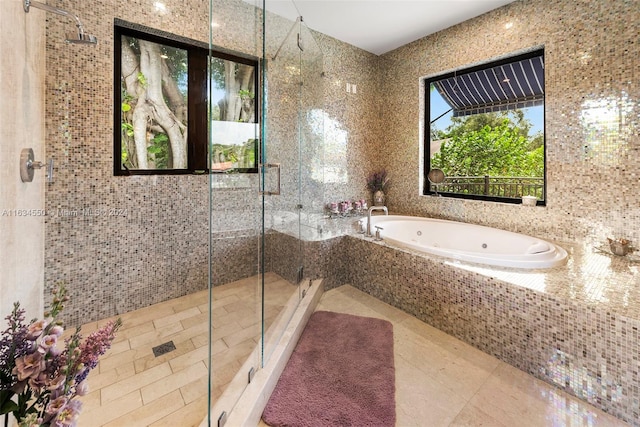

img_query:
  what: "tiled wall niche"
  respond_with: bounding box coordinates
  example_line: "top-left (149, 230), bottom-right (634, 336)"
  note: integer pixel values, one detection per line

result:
top-left (379, 0), bottom-right (640, 246)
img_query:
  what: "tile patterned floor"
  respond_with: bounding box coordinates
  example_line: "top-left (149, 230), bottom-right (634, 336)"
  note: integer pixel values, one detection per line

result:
top-left (259, 284), bottom-right (627, 427)
top-left (77, 273), bottom-right (296, 427)
top-left (77, 277), bottom-right (630, 427)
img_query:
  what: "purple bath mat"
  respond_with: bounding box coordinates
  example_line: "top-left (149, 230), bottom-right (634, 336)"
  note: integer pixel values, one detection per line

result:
top-left (262, 310), bottom-right (396, 427)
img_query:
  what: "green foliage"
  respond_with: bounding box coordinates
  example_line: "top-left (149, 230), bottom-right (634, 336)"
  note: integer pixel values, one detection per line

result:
top-left (137, 72), bottom-right (148, 88)
top-left (431, 112), bottom-right (543, 178)
top-left (528, 132), bottom-right (544, 151)
top-left (443, 111), bottom-right (531, 140)
top-left (121, 122), bottom-right (134, 137)
top-left (238, 89), bottom-right (254, 100)
top-left (147, 133), bottom-right (170, 169)
top-left (211, 138), bottom-right (257, 170)
top-left (120, 92), bottom-right (135, 169)
top-left (210, 57), bottom-right (225, 90)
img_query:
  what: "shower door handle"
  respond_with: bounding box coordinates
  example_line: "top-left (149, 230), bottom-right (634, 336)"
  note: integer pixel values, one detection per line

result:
top-left (259, 163), bottom-right (281, 195)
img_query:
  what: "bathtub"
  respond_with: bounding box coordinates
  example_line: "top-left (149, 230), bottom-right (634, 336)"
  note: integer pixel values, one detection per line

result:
top-left (362, 215), bottom-right (567, 269)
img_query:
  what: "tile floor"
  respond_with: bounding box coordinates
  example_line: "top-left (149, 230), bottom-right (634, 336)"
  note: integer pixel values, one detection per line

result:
top-left (77, 278), bottom-right (630, 427)
top-left (259, 285), bottom-right (628, 427)
top-left (77, 273), bottom-right (296, 427)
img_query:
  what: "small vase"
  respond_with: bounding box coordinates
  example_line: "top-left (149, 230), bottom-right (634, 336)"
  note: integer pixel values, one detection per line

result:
top-left (373, 190), bottom-right (385, 206)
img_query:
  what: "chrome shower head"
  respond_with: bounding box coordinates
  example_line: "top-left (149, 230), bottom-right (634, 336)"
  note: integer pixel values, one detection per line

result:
top-left (24, 0), bottom-right (97, 46)
top-left (66, 31), bottom-right (98, 45)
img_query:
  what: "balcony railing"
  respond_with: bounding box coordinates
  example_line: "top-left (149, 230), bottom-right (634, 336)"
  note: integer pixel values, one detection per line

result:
top-left (434, 175), bottom-right (544, 199)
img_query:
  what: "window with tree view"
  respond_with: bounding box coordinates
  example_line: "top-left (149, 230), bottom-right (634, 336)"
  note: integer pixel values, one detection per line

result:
top-left (425, 49), bottom-right (545, 204)
top-left (114, 24), bottom-right (257, 175)
top-left (210, 56), bottom-right (257, 173)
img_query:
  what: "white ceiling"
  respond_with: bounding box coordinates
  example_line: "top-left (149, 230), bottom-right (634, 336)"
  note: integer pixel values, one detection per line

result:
top-left (262, 0), bottom-right (516, 55)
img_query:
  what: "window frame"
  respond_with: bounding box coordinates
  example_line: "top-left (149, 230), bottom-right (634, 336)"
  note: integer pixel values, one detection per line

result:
top-left (208, 51), bottom-right (260, 174)
top-left (423, 49), bottom-right (546, 205)
top-left (113, 22), bottom-right (259, 176)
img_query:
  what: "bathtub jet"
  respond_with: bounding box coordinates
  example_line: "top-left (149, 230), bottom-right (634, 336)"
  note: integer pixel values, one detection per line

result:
top-left (360, 215), bottom-right (568, 270)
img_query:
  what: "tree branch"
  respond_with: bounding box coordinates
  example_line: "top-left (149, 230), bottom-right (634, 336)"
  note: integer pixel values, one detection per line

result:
top-left (138, 40), bottom-right (188, 168)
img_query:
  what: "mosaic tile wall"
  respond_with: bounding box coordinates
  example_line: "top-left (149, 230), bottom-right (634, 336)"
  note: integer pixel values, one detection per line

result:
top-left (378, 0), bottom-right (640, 247)
top-left (43, 0), bottom-right (381, 326)
top-left (265, 231), bottom-right (347, 290)
top-left (261, 8), bottom-right (383, 218)
top-left (43, 0), bottom-right (214, 326)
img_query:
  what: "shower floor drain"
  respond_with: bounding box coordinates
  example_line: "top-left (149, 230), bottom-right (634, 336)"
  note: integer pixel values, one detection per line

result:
top-left (152, 341), bottom-right (176, 357)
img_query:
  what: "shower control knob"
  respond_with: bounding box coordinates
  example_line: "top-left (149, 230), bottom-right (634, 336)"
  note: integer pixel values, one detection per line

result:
top-left (20, 148), bottom-right (44, 182)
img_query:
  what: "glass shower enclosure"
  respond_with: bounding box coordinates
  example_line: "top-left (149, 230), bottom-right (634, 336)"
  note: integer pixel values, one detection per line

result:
top-left (0, 0), bottom-right (322, 425)
top-left (208, 0), bottom-right (324, 422)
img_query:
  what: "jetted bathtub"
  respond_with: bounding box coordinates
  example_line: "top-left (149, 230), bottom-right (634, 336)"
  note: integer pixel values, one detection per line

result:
top-left (361, 215), bottom-right (567, 269)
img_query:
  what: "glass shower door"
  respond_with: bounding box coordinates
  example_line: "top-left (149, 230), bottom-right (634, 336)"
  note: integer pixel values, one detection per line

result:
top-left (207, 0), bottom-right (323, 423)
top-left (298, 18), bottom-right (325, 257)
top-left (208, 0), bottom-right (263, 422)
top-left (261, 1), bottom-right (323, 365)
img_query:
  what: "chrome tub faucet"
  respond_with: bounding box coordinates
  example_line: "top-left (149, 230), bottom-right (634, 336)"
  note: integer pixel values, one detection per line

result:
top-left (367, 206), bottom-right (388, 237)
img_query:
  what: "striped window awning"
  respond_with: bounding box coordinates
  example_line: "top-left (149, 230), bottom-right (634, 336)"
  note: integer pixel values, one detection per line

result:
top-left (434, 54), bottom-right (544, 117)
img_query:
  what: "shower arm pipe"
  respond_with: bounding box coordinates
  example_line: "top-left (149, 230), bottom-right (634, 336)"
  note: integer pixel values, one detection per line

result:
top-left (24, 0), bottom-right (86, 35)
top-left (272, 16), bottom-right (302, 61)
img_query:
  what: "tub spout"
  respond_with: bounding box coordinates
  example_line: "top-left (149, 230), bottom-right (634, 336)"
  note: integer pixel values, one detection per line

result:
top-left (367, 206), bottom-right (388, 237)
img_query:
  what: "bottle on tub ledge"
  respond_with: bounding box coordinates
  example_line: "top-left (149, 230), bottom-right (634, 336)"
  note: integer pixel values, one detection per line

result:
top-left (325, 199), bottom-right (370, 218)
top-left (354, 200), bottom-right (362, 214)
top-left (339, 201), bottom-right (352, 215)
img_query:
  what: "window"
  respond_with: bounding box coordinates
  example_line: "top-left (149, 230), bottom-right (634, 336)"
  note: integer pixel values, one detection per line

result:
top-left (209, 54), bottom-right (258, 173)
top-left (114, 23), bottom-right (258, 175)
top-left (424, 49), bottom-right (545, 204)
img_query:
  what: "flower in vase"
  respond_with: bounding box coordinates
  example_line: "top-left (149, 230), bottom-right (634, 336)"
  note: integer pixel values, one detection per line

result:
top-left (366, 170), bottom-right (390, 192)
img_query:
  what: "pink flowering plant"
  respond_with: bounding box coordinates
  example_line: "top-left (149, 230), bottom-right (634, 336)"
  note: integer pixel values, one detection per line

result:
top-left (0, 284), bottom-right (121, 427)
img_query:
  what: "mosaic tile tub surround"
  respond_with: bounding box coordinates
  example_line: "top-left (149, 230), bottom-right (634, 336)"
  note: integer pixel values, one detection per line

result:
top-left (342, 234), bottom-right (640, 426)
top-left (260, 215), bottom-right (640, 426)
